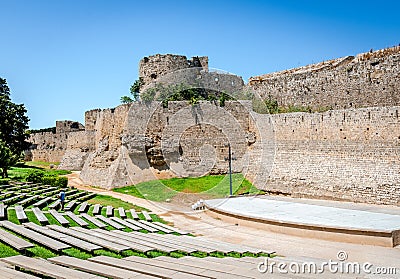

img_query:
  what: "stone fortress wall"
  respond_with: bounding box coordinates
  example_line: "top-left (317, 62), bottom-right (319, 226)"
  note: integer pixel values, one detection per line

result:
top-left (248, 46), bottom-right (400, 110)
top-left (27, 121), bottom-right (84, 162)
top-left (27, 49), bottom-right (400, 205)
top-left (265, 107), bottom-right (400, 205)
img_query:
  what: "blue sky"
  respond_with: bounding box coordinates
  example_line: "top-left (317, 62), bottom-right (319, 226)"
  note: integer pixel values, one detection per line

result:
top-left (1, 0), bottom-right (399, 129)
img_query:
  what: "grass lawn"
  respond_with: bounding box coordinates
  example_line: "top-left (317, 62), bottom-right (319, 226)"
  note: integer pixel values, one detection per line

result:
top-left (7, 162), bottom-right (71, 182)
top-left (87, 194), bottom-right (148, 212)
top-left (114, 173), bottom-right (262, 202)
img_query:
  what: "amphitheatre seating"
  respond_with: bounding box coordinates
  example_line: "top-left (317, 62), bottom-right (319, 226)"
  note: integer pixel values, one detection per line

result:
top-left (0, 227), bottom-right (34, 251)
top-left (1, 255), bottom-right (107, 279)
top-left (48, 256), bottom-right (153, 279)
top-left (110, 217), bottom-right (141, 230)
top-left (106, 205), bottom-right (114, 217)
top-left (89, 256), bottom-right (207, 279)
top-left (32, 196), bottom-right (53, 208)
top-left (48, 200), bottom-right (60, 209)
top-left (2, 193), bottom-right (25, 204)
top-left (174, 234), bottom-right (266, 254)
top-left (31, 207), bottom-right (49, 224)
top-left (129, 209), bottom-right (139, 220)
top-left (48, 225), bottom-right (130, 253)
top-left (6, 184), bottom-right (29, 192)
top-left (20, 185), bottom-right (41, 193)
top-left (80, 213), bottom-right (107, 228)
top-left (117, 207), bottom-right (126, 218)
top-left (24, 222), bottom-right (101, 252)
top-left (106, 230), bottom-right (187, 254)
top-left (0, 192), bottom-right (12, 200)
top-left (0, 264), bottom-right (41, 278)
top-left (0, 204), bottom-right (7, 220)
top-left (15, 206), bottom-right (28, 223)
top-left (78, 202), bottom-right (89, 213)
top-left (74, 227), bottom-right (159, 253)
top-left (64, 200), bottom-right (76, 211)
top-left (65, 211), bottom-right (88, 227)
top-left (152, 234), bottom-right (217, 254)
top-left (66, 191), bottom-right (86, 201)
top-left (90, 229), bottom-right (156, 253)
top-left (153, 221), bottom-right (189, 235)
top-left (156, 256), bottom-right (258, 278)
top-left (17, 195), bottom-right (39, 206)
top-left (48, 209), bottom-right (70, 226)
top-left (43, 189), bottom-right (60, 197)
top-left (125, 219), bottom-right (158, 233)
top-left (0, 221), bottom-right (70, 251)
top-left (125, 255), bottom-right (245, 279)
top-left (34, 187), bottom-right (57, 195)
top-left (122, 231), bottom-right (197, 254)
top-left (95, 215), bottom-right (125, 230)
top-left (141, 211), bottom-right (153, 222)
top-left (92, 204), bottom-right (102, 215)
top-left (139, 220), bottom-right (172, 233)
top-left (77, 193), bottom-right (96, 201)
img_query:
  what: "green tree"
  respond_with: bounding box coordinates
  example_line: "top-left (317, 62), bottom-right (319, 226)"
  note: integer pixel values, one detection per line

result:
top-left (120, 79), bottom-right (142, 103)
top-left (0, 140), bottom-right (20, 178)
top-left (0, 78), bottom-right (30, 177)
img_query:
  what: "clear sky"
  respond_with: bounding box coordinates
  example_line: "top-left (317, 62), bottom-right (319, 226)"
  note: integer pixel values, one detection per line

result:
top-left (1, 0), bottom-right (399, 129)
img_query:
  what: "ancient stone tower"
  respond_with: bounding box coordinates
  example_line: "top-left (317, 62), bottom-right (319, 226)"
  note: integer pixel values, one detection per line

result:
top-left (139, 54), bottom-right (209, 88)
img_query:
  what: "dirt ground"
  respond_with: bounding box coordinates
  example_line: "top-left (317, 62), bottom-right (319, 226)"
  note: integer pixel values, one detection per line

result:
top-left (66, 171), bottom-right (400, 275)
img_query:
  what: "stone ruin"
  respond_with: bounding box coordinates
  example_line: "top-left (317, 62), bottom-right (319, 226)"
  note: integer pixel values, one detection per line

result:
top-left (27, 50), bottom-right (400, 206)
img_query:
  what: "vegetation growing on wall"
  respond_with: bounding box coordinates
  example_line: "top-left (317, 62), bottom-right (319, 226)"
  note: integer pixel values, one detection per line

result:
top-left (28, 127), bottom-right (56, 134)
top-left (140, 82), bottom-right (233, 107)
top-left (264, 95), bottom-right (332, 114)
top-left (120, 79), bottom-right (142, 103)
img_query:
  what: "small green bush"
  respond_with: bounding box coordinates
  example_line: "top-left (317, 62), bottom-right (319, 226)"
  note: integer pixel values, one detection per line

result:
top-left (55, 176), bottom-right (68, 187)
top-left (42, 175), bottom-right (68, 187)
top-left (26, 170), bottom-right (45, 183)
top-left (41, 175), bottom-right (56, 186)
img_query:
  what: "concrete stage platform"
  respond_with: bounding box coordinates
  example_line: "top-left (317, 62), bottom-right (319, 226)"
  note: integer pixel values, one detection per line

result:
top-left (204, 196), bottom-right (400, 247)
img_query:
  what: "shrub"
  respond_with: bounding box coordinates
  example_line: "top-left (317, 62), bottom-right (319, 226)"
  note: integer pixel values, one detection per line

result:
top-left (41, 175), bottom-right (56, 186)
top-left (55, 176), bottom-right (68, 187)
top-left (26, 170), bottom-right (45, 183)
top-left (41, 174), bottom-right (68, 187)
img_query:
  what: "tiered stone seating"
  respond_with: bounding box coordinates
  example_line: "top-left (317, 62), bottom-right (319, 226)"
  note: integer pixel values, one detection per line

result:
top-left (1, 255), bottom-right (107, 279)
top-left (141, 211), bottom-right (153, 222)
top-left (15, 205), bottom-right (28, 223)
top-left (0, 228), bottom-right (34, 251)
top-left (48, 209), bottom-right (70, 226)
top-left (0, 221), bottom-right (70, 251)
top-left (106, 205), bottom-right (114, 217)
top-left (48, 225), bottom-right (130, 253)
top-left (92, 204), bottom-right (102, 215)
top-left (31, 207), bottom-right (49, 224)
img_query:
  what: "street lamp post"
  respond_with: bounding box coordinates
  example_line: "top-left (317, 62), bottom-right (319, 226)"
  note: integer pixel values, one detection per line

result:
top-left (225, 143), bottom-right (236, 196)
top-left (228, 143), bottom-right (233, 196)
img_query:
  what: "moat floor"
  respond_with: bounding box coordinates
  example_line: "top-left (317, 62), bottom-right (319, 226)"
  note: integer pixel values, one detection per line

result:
top-left (204, 196), bottom-right (400, 232)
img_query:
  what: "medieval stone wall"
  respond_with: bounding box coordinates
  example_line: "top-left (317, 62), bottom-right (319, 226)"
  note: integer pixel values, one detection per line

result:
top-left (264, 107), bottom-right (400, 205)
top-left (27, 120), bottom-right (84, 162)
top-left (28, 49), bottom-right (400, 205)
top-left (248, 46), bottom-right (400, 110)
top-left (61, 100), bottom-right (400, 205)
top-left (78, 101), bottom-right (257, 189)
